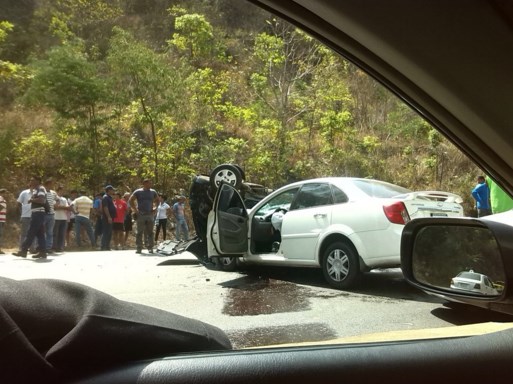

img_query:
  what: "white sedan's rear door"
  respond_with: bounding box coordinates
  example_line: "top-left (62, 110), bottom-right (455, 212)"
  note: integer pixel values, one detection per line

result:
top-left (281, 183), bottom-right (333, 260)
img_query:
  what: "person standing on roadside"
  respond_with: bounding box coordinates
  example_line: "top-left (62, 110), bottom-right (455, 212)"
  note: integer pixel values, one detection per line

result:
top-left (129, 179), bottom-right (158, 254)
top-left (93, 192), bottom-right (103, 245)
top-left (122, 192), bottom-right (133, 249)
top-left (53, 185), bottom-right (69, 252)
top-left (71, 190), bottom-right (96, 249)
top-left (0, 188), bottom-right (7, 254)
top-left (112, 192), bottom-right (127, 250)
top-left (101, 185), bottom-right (117, 251)
top-left (154, 194), bottom-right (171, 243)
top-left (471, 175), bottom-right (491, 217)
top-left (173, 195), bottom-right (189, 242)
top-left (16, 184), bottom-right (33, 252)
top-left (13, 176), bottom-right (48, 259)
top-left (43, 177), bottom-right (58, 254)
top-left (66, 189), bottom-right (78, 248)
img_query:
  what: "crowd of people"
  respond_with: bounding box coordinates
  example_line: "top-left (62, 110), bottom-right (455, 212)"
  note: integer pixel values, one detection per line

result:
top-left (0, 176), bottom-right (190, 259)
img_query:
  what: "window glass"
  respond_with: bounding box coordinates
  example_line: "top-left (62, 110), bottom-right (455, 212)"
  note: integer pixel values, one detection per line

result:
top-left (291, 183), bottom-right (332, 209)
top-left (254, 188), bottom-right (299, 217)
top-left (352, 179), bottom-right (410, 198)
top-left (332, 185), bottom-right (349, 204)
top-left (218, 185), bottom-right (245, 214)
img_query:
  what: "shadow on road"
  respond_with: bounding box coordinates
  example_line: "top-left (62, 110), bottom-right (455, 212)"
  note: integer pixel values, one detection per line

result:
top-left (430, 302), bottom-right (513, 325)
top-left (157, 258), bottom-right (199, 266)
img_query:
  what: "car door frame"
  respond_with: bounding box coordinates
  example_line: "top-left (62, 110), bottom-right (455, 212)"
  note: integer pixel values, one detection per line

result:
top-left (209, 182), bottom-right (249, 255)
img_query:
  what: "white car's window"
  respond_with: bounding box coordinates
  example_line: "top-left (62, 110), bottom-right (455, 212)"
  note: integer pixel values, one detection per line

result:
top-left (458, 272), bottom-right (481, 281)
top-left (290, 183), bottom-right (333, 210)
top-left (331, 185), bottom-right (349, 204)
top-left (218, 185), bottom-right (246, 215)
top-left (254, 188), bottom-right (299, 217)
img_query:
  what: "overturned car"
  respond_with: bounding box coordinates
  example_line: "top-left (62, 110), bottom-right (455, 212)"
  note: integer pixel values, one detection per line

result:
top-left (156, 164), bottom-right (271, 261)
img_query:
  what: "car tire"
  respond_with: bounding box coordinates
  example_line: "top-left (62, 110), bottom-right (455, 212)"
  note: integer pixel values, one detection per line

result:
top-left (321, 241), bottom-right (360, 289)
top-left (217, 256), bottom-right (239, 272)
top-left (233, 164), bottom-right (246, 181)
top-left (210, 164), bottom-right (243, 191)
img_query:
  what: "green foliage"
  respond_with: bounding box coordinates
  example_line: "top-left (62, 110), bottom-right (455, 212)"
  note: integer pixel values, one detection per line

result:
top-left (0, 21), bottom-right (14, 46)
top-left (14, 129), bottom-right (58, 177)
top-left (0, 127), bottom-right (16, 179)
top-left (0, 21), bottom-right (23, 82)
top-left (169, 13), bottom-right (214, 58)
top-left (24, 44), bottom-right (104, 118)
top-left (254, 32), bottom-right (285, 66)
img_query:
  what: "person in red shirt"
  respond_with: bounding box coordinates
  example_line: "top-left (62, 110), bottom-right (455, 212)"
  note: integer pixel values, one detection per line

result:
top-left (112, 192), bottom-right (128, 250)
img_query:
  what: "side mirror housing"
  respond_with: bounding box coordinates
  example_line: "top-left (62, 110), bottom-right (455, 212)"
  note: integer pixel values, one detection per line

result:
top-left (401, 213), bottom-right (513, 315)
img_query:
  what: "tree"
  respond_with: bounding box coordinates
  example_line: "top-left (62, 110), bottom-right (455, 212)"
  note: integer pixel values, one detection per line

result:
top-left (23, 43), bottom-right (107, 187)
top-left (108, 26), bottom-right (182, 186)
top-left (168, 10), bottom-right (215, 60)
top-left (248, 20), bottom-right (329, 184)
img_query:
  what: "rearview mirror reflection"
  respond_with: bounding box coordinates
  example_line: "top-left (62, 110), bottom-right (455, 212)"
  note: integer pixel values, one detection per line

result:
top-left (412, 225), bottom-right (505, 296)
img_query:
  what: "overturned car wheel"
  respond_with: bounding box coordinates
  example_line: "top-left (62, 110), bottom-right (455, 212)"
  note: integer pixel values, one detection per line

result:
top-left (210, 164), bottom-right (243, 191)
top-left (213, 256), bottom-right (240, 272)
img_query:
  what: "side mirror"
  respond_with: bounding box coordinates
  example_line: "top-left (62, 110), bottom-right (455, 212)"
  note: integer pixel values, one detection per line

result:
top-left (401, 214), bottom-right (513, 315)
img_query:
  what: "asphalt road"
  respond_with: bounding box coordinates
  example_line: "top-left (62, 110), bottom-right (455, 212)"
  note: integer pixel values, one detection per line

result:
top-left (1, 249), bottom-right (511, 348)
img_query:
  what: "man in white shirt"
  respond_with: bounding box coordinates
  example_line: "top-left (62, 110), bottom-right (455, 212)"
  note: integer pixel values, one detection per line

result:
top-left (16, 185), bottom-right (32, 252)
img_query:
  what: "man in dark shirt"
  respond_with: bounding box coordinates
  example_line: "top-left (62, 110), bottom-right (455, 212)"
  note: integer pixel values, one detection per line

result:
top-left (129, 179), bottom-right (159, 254)
top-left (101, 185), bottom-right (117, 251)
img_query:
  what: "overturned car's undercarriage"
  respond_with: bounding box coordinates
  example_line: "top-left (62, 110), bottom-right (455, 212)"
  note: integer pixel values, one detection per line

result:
top-left (156, 164), bottom-right (270, 262)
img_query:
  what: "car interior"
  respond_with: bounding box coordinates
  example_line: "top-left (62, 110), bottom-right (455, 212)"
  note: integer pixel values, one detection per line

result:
top-left (4, 0), bottom-right (513, 383)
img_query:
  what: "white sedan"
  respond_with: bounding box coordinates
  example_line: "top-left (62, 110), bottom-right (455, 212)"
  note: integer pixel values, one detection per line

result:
top-left (450, 270), bottom-right (499, 296)
top-left (206, 177), bottom-right (464, 289)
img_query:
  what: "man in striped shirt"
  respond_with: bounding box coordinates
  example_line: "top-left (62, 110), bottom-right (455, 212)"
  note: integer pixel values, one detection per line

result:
top-left (13, 176), bottom-right (48, 259)
top-left (71, 191), bottom-right (96, 249)
top-left (44, 177), bottom-right (58, 254)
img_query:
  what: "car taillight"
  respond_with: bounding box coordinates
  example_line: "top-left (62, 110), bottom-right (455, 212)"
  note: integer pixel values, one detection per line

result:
top-left (383, 202), bottom-right (411, 225)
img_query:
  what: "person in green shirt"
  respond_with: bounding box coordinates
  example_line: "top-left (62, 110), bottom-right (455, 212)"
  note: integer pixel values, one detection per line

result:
top-left (486, 176), bottom-right (513, 214)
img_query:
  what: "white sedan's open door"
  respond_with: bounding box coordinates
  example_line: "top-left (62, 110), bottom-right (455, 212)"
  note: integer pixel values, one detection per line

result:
top-left (208, 183), bottom-right (248, 255)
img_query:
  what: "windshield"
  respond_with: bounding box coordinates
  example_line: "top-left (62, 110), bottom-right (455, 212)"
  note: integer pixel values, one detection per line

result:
top-left (457, 272), bottom-right (482, 281)
top-left (1, 0), bottom-right (510, 362)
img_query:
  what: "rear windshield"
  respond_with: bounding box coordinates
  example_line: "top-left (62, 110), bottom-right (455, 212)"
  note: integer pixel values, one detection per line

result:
top-left (457, 272), bottom-right (481, 280)
top-left (352, 179), bottom-right (410, 198)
